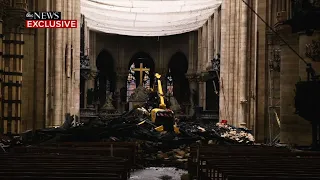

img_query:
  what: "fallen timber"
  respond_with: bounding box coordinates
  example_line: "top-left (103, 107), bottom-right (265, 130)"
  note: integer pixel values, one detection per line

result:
top-left (188, 144), bottom-right (320, 180)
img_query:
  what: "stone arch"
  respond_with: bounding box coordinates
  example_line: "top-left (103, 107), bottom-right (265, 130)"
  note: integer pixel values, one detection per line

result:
top-left (95, 49), bottom-right (116, 107)
top-left (128, 51), bottom-right (155, 86)
top-left (165, 49), bottom-right (188, 67)
top-left (96, 49), bottom-right (115, 71)
top-left (168, 51), bottom-right (188, 74)
top-left (167, 51), bottom-right (190, 108)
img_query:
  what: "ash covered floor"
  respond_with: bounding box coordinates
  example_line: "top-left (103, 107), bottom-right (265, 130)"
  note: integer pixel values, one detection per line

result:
top-left (130, 167), bottom-right (187, 180)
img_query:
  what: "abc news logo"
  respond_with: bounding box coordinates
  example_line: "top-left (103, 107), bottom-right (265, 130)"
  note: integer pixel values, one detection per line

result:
top-left (25, 11), bottom-right (77, 28)
top-left (25, 11), bottom-right (61, 20)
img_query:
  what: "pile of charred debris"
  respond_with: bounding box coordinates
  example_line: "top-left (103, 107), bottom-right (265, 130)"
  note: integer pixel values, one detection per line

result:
top-left (0, 107), bottom-right (255, 167)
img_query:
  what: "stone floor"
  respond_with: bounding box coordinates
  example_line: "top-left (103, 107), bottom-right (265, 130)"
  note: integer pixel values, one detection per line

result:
top-left (130, 167), bottom-right (187, 180)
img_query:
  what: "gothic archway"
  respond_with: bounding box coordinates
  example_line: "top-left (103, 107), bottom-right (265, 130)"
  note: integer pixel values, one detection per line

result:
top-left (167, 52), bottom-right (190, 107)
top-left (95, 50), bottom-right (116, 107)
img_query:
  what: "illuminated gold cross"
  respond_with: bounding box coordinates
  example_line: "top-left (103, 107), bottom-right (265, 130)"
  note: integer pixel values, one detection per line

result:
top-left (132, 63), bottom-right (150, 85)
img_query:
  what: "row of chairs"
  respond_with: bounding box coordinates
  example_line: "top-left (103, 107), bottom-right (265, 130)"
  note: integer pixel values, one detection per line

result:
top-left (1, 142), bottom-right (138, 180)
top-left (188, 144), bottom-right (320, 180)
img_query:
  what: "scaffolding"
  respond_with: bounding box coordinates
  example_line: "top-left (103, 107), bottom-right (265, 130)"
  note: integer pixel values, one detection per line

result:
top-left (267, 31), bottom-right (281, 144)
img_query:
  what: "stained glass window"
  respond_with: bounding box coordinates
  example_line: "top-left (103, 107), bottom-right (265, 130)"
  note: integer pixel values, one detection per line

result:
top-left (127, 63), bottom-right (136, 102)
top-left (167, 69), bottom-right (173, 96)
top-left (143, 70), bottom-right (150, 89)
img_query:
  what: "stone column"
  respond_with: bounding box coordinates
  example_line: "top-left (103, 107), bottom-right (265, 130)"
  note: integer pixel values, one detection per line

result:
top-left (238, 0), bottom-right (248, 127)
top-left (197, 28), bottom-right (202, 74)
top-left (197, 28), bottom-right (202, 108)
top-left (115, 39), bottom-right (126, 112)
top-left (202, 22), bottom-right (208, 72)
top-left (61, 0), bottom-right (67, 118)
top-left (200, 83), bottom-right (206, 110)
top-left (85, 29), bottom-right (96, 110)
top-left (73, 0), bottom-right (81, 117)
top-left (88, 31), bottom-right (97, 90)
top-left (188, 32), bottom-right (195, 73)
top-left (186, 73), bottom-right (198, 115)
top-left (279, 28), bottom-right (302, 144)
top-left (2, 8), bottom-right (26, 134)
top-left (65, 0), bottom-right (72, 114)
top-left (187, 31), bottom-right (197, 112)
top-left (200, 22), bottom-right (208, 109)
top-left (255, 0), bottom-right (268, 141)
top-left (228, 0), bottom-right (236, 125)
top-left (84, 21), bottom-right (92, 108)
top-left (206, 16), bottom-right (214, 112)
top-left (0, 19), bottom-right (3, 133)
top-left (219, 0), bottom-right (230, 122)
top-left (52, 0), bottom-right (63, 127)
top-left (0, 0), bottom-right (5, 133)
top-left (116, 73), bottom-right (127, 113)
top-left (216, 10), bottom-right (222, 54)
top-left (208, 16), bottom-right (214, 62)
top-left (198, 80), bottom-right (206, 109)
top-left (85, 19), bottom-right (90, 58)
top-left (213, 12), bottom-right (217, 55)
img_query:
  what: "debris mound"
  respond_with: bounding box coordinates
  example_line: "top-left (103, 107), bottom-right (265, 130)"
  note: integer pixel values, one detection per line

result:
top-left (1, 88), bottom-right (255, 167)
top-left (1, 107), bottom-right (254, 167)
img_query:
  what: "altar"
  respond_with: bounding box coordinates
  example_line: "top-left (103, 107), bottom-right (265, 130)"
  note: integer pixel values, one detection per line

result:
top-left (128, 86), bottom-right (149, 110)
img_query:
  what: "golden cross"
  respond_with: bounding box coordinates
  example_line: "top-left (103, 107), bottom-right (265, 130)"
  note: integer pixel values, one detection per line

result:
top-left (132, 63), bottom-right (150, 84)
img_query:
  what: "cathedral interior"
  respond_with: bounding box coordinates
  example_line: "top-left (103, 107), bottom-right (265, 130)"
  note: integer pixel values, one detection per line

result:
top-left (1, 0), bottom-right (320, 179)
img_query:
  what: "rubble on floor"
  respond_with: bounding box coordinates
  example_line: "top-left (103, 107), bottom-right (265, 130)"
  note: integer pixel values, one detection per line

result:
top-left (0, 134), bottom-right (22, 153)
top-left (129, 167), bottom-right (187, 180)
top-left (1, 108), bottom-right (255, 167)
